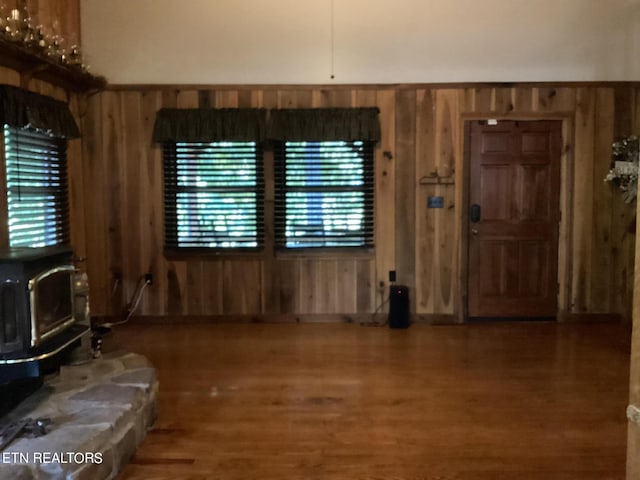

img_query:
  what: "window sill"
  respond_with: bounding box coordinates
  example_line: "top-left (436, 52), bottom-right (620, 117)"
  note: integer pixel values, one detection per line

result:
top-left (164, 248), bottom-right (264, 261)
top-left (163, 247), bottom-right (375, 261)
top-left (0, 244), bottom-right (72, 261)
top-left (275, 247), bottom-right (374, 260)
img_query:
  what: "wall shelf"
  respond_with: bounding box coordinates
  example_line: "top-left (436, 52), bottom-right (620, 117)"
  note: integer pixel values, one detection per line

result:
top-left (0, 36), bottom-right (106, 93)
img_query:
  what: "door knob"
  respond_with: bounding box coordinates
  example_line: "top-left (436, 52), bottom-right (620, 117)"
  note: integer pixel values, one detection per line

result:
top-left (471, 228), bottom-right (479, 235)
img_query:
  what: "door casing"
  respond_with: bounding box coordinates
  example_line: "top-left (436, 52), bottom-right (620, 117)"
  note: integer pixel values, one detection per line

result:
top-left (459, 115), bottom-right (573, 322)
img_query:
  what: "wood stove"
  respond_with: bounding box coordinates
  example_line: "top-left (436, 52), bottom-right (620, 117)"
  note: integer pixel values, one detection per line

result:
top-left (0, 247), bottom-right (89, 384)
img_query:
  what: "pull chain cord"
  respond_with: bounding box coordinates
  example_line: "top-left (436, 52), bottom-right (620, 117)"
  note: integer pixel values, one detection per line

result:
top-left (330, 0), bottom-right (335, 80)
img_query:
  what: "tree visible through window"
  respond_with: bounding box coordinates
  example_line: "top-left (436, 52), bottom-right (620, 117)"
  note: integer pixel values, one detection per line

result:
top-left (163, 141), bottom-right (263, 250)
top-left (4, 125), bottom-right (69, 248)
top-left (275, 140), bottom-right (374, 249)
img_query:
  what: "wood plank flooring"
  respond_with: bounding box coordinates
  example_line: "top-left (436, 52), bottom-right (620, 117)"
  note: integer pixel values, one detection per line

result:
top-left (106, 321), bottom-right (631, 480)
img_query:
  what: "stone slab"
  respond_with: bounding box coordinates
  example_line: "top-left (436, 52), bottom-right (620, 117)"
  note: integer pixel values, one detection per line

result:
top-left (0, 353), bottom-right (157, 480)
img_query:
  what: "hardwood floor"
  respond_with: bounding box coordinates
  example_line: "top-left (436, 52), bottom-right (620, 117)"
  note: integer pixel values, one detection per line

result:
top-left (106, 321), bottom-right (631, 480)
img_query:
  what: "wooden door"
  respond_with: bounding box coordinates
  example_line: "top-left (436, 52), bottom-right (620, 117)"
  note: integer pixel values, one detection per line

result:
top-left (467, 120), bottom-right (561, 318)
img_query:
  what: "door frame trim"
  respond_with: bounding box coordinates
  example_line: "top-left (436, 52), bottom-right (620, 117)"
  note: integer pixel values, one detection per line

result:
top-left (459, 114), bottom-right (574, 322)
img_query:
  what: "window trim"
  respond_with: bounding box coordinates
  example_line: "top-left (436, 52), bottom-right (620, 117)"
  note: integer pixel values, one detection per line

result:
top-left (3, 125), bottom-right (70, 250)
top-left (162, 140), bottom-right (265, 253)
top-left (273, 140), bottom-right (375, 251)
top-left (0, 129), bottom-right (7, 250)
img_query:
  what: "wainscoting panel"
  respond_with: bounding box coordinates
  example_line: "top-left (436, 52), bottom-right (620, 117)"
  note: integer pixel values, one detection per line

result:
top-left (77, 84), bottom-right (638, 321)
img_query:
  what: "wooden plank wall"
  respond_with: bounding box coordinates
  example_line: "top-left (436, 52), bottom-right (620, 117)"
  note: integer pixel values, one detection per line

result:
top-left (0, 0), bottom-right (81, 92)
top-left (0, 0), bottom-right (84, 262)
top-left (626, 88), bottom-right (640, 473)
top-left (77, 85), bottom-right (638, 321)
top-left (19, 0), bottom-right (80, 43)
top-left (627, 113), bottom-right (640, 476)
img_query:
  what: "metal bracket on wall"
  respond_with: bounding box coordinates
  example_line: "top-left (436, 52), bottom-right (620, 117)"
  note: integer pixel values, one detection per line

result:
top-left (419, 174), bottom-right (455, 186)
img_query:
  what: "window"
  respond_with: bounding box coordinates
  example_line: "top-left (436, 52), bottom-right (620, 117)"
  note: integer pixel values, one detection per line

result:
top-left (4, 125), bottom-right (69, 248)
top-left (163, 141), bottom-right (263, 250)
top-left (274, 140), bottom-right (374, 249)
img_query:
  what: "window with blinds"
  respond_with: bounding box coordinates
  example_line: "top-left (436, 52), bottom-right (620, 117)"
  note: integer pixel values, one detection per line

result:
top-left (163, 141), bottom-right (263, 250)
top-left (274, 140), bottom-right (374, 249)
top-left (4, 125), bottom-right (69, 248)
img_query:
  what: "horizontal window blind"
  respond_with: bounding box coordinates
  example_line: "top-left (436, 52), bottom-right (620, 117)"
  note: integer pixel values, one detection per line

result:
top-left (274, 141), bottom-right (374, 249)
top-left (4, 125), bottom-right (69, 248)
top-left (163, 141), bottom-right (263, 249)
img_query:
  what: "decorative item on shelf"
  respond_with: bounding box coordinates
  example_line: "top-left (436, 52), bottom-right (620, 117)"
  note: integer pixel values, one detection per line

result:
top-left (0, 2), bottom-right (89, 73)
top-left (32, 24), bottom-right (48, 51)
top-left (66, 33), bottom-right (81, 66)
top-left (68, 44), bottom-right (81, 66)
top-left (0, 5), bottom-right (7, 36)
top-left (6, 7), bottom-right (24, 41)
top-left (605, 135), bottom-right (639, 203)
top-left (22, 23), bottom-right (37, 48)
top-left (21, 8), bottom-right (38, 47)
top-left (46, 34), bottom-right (64, 62)
top-left (46, 19), bottom-right (66, 63)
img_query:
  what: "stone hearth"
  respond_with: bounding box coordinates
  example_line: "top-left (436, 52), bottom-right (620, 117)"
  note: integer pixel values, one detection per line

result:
top-left (0, 351), bottom-right (158, 480)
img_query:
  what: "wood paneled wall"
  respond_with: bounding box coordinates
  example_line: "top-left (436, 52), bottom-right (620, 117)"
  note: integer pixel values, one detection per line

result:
top-left (627, 121), bottom-right (640, 478)
top-left (0, 0), bottom-right (82, 87)
top-left (0, 0), bottom-right (84, 270)
top-left (77, 85), bottom-right (638, 321)
top-left (0, 60), bottom-right (84, 255)
top-left (19, 0), bottom-right (80, 43)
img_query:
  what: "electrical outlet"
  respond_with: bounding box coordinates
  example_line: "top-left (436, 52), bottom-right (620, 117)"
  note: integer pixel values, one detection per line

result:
top-left (144, 273), bottom-right (153, 285)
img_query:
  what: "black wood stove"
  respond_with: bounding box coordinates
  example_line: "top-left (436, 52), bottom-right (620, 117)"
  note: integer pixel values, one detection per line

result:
top-left (0, 247), bottom-right (89, 385)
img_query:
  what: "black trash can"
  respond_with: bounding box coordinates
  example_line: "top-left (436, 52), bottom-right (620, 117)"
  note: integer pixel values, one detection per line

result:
top-left (388, 285), bottom-right (410, 328)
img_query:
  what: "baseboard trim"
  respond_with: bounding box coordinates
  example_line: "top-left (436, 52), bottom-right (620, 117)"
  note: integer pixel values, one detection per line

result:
top-left (94, 313), bottom-right (465, 325)
top-left (559, 313), bottom-right (622, 323)
top-left (413, 314), bottom-right (460, 325)
top-left (95, 312), bottom-right (618, 325)
top-left (95, 313), bottom-right (386, 325)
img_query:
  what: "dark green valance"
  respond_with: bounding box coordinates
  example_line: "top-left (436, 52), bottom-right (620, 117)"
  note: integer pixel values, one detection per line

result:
top-left (152, 108), bottom-right (267, 143)
top-left (268, 107), bottom-right (380, 142)
top-left (0, 85), bottom-right (80, 138)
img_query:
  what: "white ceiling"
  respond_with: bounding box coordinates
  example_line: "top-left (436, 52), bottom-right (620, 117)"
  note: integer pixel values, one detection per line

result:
top-left (80, 0), bottom-right (640, 84)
